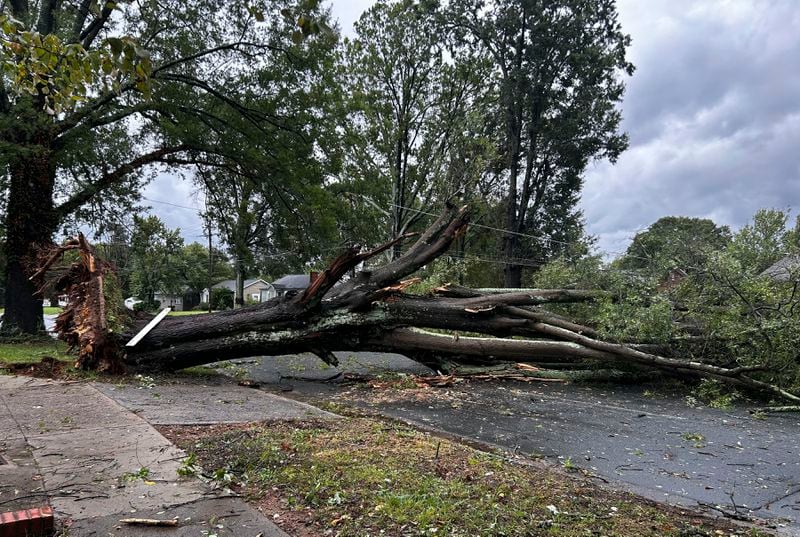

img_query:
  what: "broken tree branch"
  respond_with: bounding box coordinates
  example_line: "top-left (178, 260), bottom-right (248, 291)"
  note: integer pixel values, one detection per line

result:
top-left (33, 206), bottom-right (800, 403)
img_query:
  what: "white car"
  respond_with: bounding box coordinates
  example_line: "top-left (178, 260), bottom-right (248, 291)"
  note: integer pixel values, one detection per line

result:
top-left (124, 297), bottom-right (143, 310)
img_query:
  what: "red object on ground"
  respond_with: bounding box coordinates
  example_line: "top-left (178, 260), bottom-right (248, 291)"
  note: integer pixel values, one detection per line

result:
top-left (0, 506), bottom-right (54, 537)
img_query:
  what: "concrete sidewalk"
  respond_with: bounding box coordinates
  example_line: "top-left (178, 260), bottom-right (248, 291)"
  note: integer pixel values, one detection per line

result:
top-left (0, 374), bottom-right (332, 536)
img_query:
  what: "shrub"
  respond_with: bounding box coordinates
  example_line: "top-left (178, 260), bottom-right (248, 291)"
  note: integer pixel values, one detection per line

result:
top-left (210, 288), bottom-right (233, 310)
top-left (133, 300), bottom-right (161, 312)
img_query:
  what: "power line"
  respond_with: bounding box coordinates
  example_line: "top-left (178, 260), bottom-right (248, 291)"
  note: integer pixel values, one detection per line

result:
top-left (388, 202), bottom-right (659, 264)
top-left (141, 196), bottom-right (202, 212)
top-left (389, 203), bottom-right (577, 247)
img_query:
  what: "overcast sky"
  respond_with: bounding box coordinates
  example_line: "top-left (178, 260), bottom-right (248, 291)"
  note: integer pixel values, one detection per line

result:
top-left (144, 0), bottom-right (800, 256)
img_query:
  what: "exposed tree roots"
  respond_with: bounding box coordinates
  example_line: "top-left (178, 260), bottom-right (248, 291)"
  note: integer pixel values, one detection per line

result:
top-left (30, 234), bottom-right (122, 373)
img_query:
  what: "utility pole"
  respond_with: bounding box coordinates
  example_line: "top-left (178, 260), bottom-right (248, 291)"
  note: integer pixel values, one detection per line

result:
top-left (206, 219), bottom-right (213, 313)
top-left (205, 188), bottom-right (214, 314)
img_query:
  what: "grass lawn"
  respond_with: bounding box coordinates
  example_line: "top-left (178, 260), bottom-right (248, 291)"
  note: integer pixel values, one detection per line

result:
top-left (0, 339), bottom-right (71, 365)
top-left (0, 307), bottom-right (62, 315)
top-left (0, 306), bottom-right (205, 317)
top-left (163, 416), bottom-right (768, 537)
top-left (167, 310), bottom-right (211, 316)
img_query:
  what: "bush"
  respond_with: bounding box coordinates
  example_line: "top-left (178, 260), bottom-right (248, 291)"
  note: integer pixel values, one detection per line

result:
top-left (195, 302), bottom-right (209, 311)
top-left (210, 288), bottom-right (233, 310)
top-left (406, 258), bottom-right (472, 295)
top-left (133, 300), bottom-right (161, 312)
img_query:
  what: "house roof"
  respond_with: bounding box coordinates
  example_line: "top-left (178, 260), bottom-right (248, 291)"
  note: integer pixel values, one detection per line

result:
top-left (761, 255), bottom-right (800, 282)
top-left (209, 279), bottom-right (271, 292)
top-left (272, 274), bottom-right (311, 289)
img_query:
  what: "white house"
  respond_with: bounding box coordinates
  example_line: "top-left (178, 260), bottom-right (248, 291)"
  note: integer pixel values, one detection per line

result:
top-left (123, 293), bottom-right (184, 311)
top-left (154, 292), bottom-right (184, 311)
top-left (201, 278), bottom-right (275, 304)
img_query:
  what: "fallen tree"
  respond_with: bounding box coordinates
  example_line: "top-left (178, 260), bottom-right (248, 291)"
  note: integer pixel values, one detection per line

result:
top-left (31, 204), bottom-right (800, 403)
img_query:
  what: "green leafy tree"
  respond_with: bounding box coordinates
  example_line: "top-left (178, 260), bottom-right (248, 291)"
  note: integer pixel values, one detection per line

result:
top-left (726, 209), bottom-right (798, 274)
top-left (202, 178), bottom-right (273, 308)
top-left (179, 242), bottom-right (233, 298)
top-left (0, 0), bottom-right (330, 333)
top-left (129, 216), bottom-right (183, 308)
top-left (445, 0), bottom-right (634, 286)
top-left (618, 216), bottom-right (732, 277)
top-left (676, 210), bottom-right (800, 388)
top-left (342, 0), bottom-right (495, 257)
top-left (178, 3), bottom-right (342, 306)
top-left (534, 254), bottom-right (674, 344)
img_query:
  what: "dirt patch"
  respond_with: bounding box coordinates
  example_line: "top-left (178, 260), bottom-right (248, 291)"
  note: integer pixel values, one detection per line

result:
top-left (0, 356), bottom-right (71, 378)
top-left (160, 418), bottom-right (775, 537)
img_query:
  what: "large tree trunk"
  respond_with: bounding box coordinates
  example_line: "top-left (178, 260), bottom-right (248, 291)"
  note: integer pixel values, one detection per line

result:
top-left (39, 204), bottom-right (800, 404)
top-left (234, 257), bottom-right (245, 309)
top-left (2, 148), bottom-right (58, 335)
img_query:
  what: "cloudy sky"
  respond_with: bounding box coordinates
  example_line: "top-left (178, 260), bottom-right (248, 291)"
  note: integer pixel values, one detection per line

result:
top-left (145, 0), bottom-right (800, 256)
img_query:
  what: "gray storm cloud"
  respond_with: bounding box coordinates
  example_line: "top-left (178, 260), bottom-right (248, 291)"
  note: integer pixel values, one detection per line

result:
top-left (584, 0), bottom-right (800, 254)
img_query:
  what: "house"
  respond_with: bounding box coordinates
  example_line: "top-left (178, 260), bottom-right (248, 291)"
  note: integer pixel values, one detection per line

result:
top-left (201, 278), bottom-right (275, 304)
top-left (761, 255), bottom-right (800, 282)
top-left (269, 273), bottom-right (315, 299)
top-left (124, 292), bottom-right (185, 311)
top-left (154, 292), bottom-right (184, 311)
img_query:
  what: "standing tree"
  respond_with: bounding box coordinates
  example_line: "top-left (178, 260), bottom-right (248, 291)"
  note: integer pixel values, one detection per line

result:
top-left (179, 242), bottom-right (233, 303)
top-left (445, 0), bottom-right (634, 286)
top-left (94, 220), bottom-right (136, 297)
top-left (618, 216), bottom-right (732, 277)
top-left (129, 215), bottom-right (183, 308)
top-left (202, 176), bottom-right (271, 308)
top-left (0, 0), bottom-right (331, 334)
top-left (343, 0), bottom-right (494, 258)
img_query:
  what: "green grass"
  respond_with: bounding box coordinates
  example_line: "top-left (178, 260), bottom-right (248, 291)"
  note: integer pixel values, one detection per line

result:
top-left (0, 340), bottom-right (71, 365)
top-left (167, 310), bottom-right (211, 316)
top-left (170, 418), bottom-right (767, 537)
top-left (0, 307), bottom-right (62, 315)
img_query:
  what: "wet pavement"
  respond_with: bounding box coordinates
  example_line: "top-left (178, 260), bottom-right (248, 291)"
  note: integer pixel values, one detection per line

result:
top-left (0, 375), bottom-right (290, 536)
top-left (235, 352), bottom-right (800, 534)
top-left (93, 376), bottom-right (337, 425)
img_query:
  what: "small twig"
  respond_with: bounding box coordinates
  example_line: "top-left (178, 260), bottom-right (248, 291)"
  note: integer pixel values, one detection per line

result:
top-left (119, 518), bottom-right (179, 527)
top-left (728, 481), bottom-right (739, 514)
top-left (751, 405), bottom-right (800, 413)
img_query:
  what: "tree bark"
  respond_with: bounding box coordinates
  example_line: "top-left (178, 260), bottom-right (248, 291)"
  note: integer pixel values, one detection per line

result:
top-left (234, 257), bottom-right (245, 309)
top-left (1, 147), bottom-right (58, 334)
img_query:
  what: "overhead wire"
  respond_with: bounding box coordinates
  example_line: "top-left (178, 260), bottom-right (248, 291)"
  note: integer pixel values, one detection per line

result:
top-left (141, 196), bottom-right (203, 212)
top-left (388, 202), bottom-right (658, 265)
top-left (135, 195), bottom-right (660, 270)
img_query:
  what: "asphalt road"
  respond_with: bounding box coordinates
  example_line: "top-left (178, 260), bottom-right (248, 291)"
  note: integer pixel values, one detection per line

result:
top-left (232, 351), bottom-right (800, 534)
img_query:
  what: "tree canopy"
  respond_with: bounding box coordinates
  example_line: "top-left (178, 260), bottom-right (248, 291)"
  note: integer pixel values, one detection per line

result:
top-left (1, 0), bottom-right (637, 333)
top-left (0, 0), bottom-right (334, 332)
top-left (618, 216), bottom-right (732, 276)
top-left (444, 0), bottom-right (633, 286)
